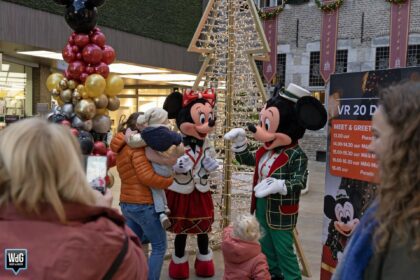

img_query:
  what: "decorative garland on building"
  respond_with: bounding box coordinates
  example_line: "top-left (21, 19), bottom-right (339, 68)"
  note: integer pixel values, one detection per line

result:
top-left (315, 0), bottom-right (344, 12)
top-left (385, 0), bottom-right (408, 4)
top-left (257, 1), bottom-right (288, 20)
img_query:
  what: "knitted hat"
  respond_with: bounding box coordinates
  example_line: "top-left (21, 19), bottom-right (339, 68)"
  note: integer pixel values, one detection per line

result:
top-left (141, 126), bottom-right (182, 152)
top-left (137, 107), bottom-right (169, 128)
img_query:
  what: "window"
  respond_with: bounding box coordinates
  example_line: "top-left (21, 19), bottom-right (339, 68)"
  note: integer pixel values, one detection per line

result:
top-left (375, 47), bottom-right (389, 70)
top-left (407, 45), bottom-right (420, 67)
top-left (259, 0), bottom-right (271, 8)
top-left (276, 53), bottom-right (286, 87)
top-left (309, 51), bottom-right (324, 87)
top-left (335, 50), bottom-right (348, 74)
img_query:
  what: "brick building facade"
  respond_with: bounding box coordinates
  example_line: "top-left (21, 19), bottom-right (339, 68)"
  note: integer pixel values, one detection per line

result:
top-left (256, 0), bottom-right (420, 160)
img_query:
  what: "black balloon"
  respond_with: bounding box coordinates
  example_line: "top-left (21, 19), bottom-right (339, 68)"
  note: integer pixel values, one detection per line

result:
top-left (65, 0), bottom-right (98, 33)
top-left (78, 130), bottom-right (94, 155)
top-left (48, 113), bottom-right (67, 124)
top-left (86, 0), bottom-right (106, 7)
top-left (53, 0), bottom-right (72, 4)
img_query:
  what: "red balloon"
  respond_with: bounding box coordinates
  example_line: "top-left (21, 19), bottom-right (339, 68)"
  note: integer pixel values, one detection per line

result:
top-left (76, 52), bottom-right (82, 60)
top-left (72, 45), bottom-right (79, 53)
top-left (70, 128), bottom-right (80, 137)
top-left (91, 32), bottom-right (106, 47)
top-left (82, 44), bottom-right (103, 64)
top-left (93, 27), bottom-right (101, 32)
top-left (86, 66), bottom-right (95, 74)
top-left (107, 149), bottom-right (116, 168)
top-left (74, 34), bottom-right (90, 48)
top-left (68, 36), bottom-right (74, 45)
top-left (102, 45), bottom-right (116, 65)
top-left (93, 141), bottom-right (107, 156)
top-left (95, 62), bottom-right (110, 78)
top-left (80, 73), bottom-right (89, 83)
top-left (62, 44), bottom-right (76, 63)
top-left (61, 120), bottom-right (71, 127)
top-left (68, 60), bottom-right (85, 80)
top-left (71, 32), bottom-right (77, 38)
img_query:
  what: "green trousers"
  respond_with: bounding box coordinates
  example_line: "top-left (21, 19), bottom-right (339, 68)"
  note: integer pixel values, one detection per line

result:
top-left (256, 198), bottom-right (302, 280)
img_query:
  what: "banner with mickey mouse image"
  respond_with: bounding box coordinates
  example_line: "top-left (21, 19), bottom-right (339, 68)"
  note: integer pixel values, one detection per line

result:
top-left (320, 66), bottom-right (420, 280)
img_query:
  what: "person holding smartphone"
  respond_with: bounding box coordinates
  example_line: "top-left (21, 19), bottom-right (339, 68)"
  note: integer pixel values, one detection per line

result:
top-left (0, 118), bottom-right (148, 279)
top-left (111, 112), bottom-right (174, 280)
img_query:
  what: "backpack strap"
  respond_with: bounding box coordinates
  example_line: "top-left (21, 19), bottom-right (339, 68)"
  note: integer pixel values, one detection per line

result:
top-left (102, 234), bottom-right (129, 280)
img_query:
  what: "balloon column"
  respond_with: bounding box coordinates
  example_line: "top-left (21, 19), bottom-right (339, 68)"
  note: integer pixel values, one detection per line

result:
top-left (47, 0), bottom-right (121, 187)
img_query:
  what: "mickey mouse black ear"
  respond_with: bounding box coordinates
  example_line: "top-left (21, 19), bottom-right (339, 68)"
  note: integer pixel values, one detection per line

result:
top-left (296, 96), bottom-right (327, 130)
top-left (163, 91), bottom-right (183, 119)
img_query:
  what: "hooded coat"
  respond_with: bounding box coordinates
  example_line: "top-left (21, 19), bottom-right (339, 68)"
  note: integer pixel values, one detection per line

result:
top-left (221, 226), bottom-right (270, 280)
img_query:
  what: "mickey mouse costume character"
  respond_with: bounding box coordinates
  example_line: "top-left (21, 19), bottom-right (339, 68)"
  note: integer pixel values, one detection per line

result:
top-left (163, 89), bottom-right (219, 279)
top-left (225, 83), bottom-right (327, 280)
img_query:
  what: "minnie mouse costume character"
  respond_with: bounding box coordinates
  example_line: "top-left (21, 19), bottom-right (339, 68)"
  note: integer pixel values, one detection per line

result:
top-left (163, 89), bottom-right (218, 279)
top-left (225, 83), bottom-right (327, 280)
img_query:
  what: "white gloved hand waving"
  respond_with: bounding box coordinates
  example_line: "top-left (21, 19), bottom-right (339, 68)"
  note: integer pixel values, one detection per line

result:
top-left (254, 177), bottom-right (287, 198)
top-left (224, 128), bottom-right (247, 153)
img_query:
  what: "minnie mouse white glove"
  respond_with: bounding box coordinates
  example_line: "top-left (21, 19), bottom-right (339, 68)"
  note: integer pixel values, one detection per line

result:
top-left (173, 155), bottom-right (194, 174)
top-left (254, 177), bottom-right (287, 198)
top-left (224, 128), bottom-right (247, 153)
top-left (202, 157), bottom-right (219, 172)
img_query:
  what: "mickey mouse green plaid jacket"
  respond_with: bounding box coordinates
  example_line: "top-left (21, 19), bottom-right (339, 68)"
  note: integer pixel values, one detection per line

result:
top-left (236, 144), bottom-right (308, 230)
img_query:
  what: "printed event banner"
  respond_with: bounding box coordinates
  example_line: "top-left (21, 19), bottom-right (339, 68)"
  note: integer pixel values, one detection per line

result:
top-left (262, 11), bottom-right (278, 84)
top-left (320, 2), bottom-right (339, 82)
top-left (389, 0), bottom-right (411, 68)
top-left (320, 67), bottom-right (420, 280)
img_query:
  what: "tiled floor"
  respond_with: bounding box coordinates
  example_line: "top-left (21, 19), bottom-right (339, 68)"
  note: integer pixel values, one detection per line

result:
top-left (110, 160), bottom-right (326, 280)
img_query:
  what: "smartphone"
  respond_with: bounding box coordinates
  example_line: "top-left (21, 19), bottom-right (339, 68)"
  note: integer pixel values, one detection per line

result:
top-left (86, 156), bottom-right (108, 194)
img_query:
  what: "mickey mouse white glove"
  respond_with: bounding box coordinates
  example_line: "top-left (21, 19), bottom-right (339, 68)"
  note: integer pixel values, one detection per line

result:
top-left (224, 128), bottom-right (247, 153)
top-left (202, 157), bottom-right (219, 172)
top-left (254, 177), bottom-right (287, 198)
top-left (173, 155), bottom-right (194, 174)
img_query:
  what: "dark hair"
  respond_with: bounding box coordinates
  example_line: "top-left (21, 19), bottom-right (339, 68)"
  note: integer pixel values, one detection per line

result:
top-left (118, 112), bottom-right (142, 133)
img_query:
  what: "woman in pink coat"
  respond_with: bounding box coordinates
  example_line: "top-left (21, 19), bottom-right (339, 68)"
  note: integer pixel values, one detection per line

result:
top-left (222, 214), bottom-right (270, 280)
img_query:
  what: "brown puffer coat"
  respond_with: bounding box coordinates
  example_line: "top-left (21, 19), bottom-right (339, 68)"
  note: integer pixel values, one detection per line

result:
top-left (111, 132), bottom-right (173, 204)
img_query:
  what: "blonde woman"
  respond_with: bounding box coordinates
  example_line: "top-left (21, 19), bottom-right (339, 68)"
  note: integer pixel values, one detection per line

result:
top-left (222, 214), bottom-right (270, 280)
top-left (0, 118), bottom-right (147, 279)
top-left (333, 81), bottom-right (420, 280)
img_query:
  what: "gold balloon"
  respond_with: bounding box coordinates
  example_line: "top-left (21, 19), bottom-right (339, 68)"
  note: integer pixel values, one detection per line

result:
top-left (75, 99), bottom-right (97, 120)
top-left (50, 89), bottom-right (60, 97)
top-left (60, 89), bottom-right (73, 103)
top-left (68, 80), bottom-right (78, 90)
top-left (46, 73), bottom-right (64, 92)
top-left (94, 94), bottom-right (109, 109)
top-left (54, 96), bottom-right (64, 107)
top-left (59, 79), bottom-right (68, 90)
top-left (85, 74), bottom-right (106, 98)
top-left (96, 108), bottom-right (109, 116)
top-left (107, 96), bottom-right (120, 111)
top-left (105, 74), bottom-right (124, 97)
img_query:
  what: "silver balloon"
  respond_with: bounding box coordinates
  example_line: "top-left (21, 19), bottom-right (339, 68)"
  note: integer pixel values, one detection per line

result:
top-left (62, 103), bottom-right (74, 119)
top-left (107, 96), bottom-right (120, 111)
top-left (84, 120), bottom-right (93, 131)
top-left (72, 116), bottom-right (85, 129)
top-left (92, 115), bottom-right (111, 134)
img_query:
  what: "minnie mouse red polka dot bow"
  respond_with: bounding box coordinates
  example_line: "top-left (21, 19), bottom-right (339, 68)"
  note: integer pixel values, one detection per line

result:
top-left (182, 88), bottom-right (216, 107)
